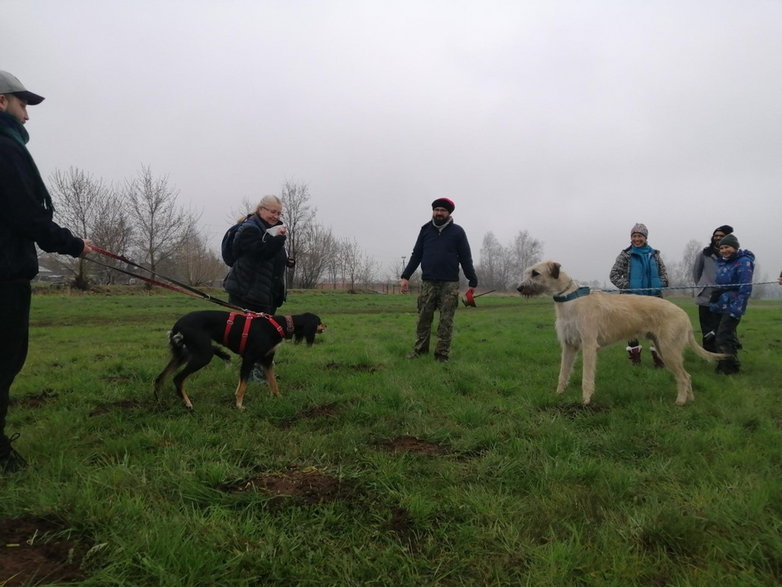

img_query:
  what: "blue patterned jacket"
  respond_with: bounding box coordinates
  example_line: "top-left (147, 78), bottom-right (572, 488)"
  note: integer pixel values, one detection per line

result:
top-left (710, 249), bottom-right (755, 318)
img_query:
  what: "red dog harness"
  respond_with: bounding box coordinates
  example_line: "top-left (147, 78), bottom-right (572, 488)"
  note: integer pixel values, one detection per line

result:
top-left (223, 312), bottom-right (286, 356)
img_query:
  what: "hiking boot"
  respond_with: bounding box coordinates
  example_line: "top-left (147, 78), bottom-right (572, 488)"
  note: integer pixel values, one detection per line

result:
top-left (434, 354), bottom-right (449, 363)
top-left (406, 351), bottom-right (424, 359)
top-left (0, 433), bottom-right (28, 474)
top-left (626, 345), bottom-right (642, 366)
top-left (650, 348), bottom-right (665, 369)
top-left (716, 358), bottom-right (740, 375)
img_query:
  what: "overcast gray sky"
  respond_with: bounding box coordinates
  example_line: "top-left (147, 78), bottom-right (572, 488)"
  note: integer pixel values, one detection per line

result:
top-left (6, 0), bottom-right (782, 284)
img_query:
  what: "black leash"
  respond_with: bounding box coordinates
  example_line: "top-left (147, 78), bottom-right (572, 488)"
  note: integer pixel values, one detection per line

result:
top-left (86, 246), bottom-right (244, 312)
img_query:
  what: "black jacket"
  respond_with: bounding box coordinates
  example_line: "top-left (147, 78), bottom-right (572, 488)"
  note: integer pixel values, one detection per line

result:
top-left (401, 218), bottom-right (478, 287)
top-left (222, 214), bottom-right (288, 312)
top-left (0, 112), bottom-right (84, 280)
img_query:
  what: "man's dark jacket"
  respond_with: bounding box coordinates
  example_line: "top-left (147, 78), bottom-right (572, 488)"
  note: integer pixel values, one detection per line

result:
top-left (401, 219), bottom-right (478, 287)
top-left (0, 111), bottom-right (84, 280)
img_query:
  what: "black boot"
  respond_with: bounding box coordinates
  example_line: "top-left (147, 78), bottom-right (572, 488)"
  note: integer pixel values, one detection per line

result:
top-left (626, 345), bottom-right (642, 365)
top-left (0, 433), bottom-right (28, 474)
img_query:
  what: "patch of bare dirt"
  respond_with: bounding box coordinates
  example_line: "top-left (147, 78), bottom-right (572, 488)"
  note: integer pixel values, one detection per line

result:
top-left (377, 435), bottom-right (450, 456)
top-left (0, 517), bottom-right (87, 586)
top-left (323, 361), bottom-right (379, 373)
top-left (219, 467), bottom-right (355, 505)
top-left (278, 402), bottom-right (342, 428)
top-left (10, 389), bottom-right (58, 408)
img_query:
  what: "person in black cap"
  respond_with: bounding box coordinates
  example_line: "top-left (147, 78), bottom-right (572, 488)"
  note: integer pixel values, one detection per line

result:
top-left (0, 70), bottom-right (93, 473)
top-left (693, 225), bottom-right (733, 351)
top-left (400, 197), bottom-right (478, 362)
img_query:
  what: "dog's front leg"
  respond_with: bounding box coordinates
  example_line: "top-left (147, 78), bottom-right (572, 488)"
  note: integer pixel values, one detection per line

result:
top-left (580, 341), bottom-right (599, 405)
top-left (556, 344), bottom-right (578, 395)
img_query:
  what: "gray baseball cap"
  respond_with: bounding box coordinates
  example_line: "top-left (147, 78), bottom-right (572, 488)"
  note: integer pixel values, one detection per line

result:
top-left (0, 70), bottom-right (45, 105)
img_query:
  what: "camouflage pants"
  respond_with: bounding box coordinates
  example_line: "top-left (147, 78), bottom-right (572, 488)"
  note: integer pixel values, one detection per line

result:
top-left (412, 281), bottom-right (459, 359)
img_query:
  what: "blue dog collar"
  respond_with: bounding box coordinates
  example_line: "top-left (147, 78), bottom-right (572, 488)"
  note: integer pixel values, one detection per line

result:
top-left (553, 286), bottom-right (591, 303)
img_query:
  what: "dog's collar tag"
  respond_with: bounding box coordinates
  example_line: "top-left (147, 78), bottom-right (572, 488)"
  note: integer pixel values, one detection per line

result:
top-left (553, 286), bottom-right (591, 303)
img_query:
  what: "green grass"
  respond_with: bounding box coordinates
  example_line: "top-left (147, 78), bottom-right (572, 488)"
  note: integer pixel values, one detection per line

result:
top-left (2, 290), bottom-right (782, 585)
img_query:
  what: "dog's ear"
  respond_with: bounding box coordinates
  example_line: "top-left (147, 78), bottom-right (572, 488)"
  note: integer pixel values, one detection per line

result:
top-left (548, 261), bottom-right (561, 279)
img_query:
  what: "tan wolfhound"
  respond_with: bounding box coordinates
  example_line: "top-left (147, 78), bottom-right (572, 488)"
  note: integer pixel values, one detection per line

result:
top-left (517, 261), bottom-right (727, 406)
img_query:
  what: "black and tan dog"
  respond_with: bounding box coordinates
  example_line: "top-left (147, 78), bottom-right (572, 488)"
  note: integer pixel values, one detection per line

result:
top-left (154, 310), bottom-right (324, 410)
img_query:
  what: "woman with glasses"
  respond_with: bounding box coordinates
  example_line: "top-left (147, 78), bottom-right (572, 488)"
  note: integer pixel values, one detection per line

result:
top-left (223, 195), bottom-right (291, 315)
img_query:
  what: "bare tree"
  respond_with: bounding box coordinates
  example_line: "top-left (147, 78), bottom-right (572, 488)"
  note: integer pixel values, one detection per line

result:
top-left (668, 239), bottom-right (703, 290)
top-left (48, 167), bottom-right (110, 288)
top-left (171, 229), bottom-right (226, 286)
top-left (339, 237), bottom-right (376, 291)
top-left (294, 223), bottom-right (336, 288)
top-left (477, 231), bottom-right (508, 291)
top-left (124, 166), bottom-right (198, 275)
top-left (508, 230), bottom-right (543, 286)
top-left (280, 180), bottom-right (316, 287)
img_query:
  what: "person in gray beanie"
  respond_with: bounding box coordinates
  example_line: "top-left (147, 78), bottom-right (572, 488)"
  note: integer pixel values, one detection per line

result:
top-left (609, 223), bottom-right (669, 366)
top-left (693, 224), bottom-right (733, 351)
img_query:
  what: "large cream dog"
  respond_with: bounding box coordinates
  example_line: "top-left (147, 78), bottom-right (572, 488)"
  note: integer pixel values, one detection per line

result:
top-left (516, 261), bottom-right (727, 406)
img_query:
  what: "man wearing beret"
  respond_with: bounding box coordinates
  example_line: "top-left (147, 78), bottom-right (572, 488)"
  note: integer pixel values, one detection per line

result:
top-left (400, 197), bottom-right (478, 362)
top-left (0, 70), bottom-right (93, 473)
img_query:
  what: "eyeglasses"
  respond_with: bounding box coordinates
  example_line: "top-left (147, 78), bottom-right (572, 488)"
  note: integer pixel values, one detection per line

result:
top-left (261, 207), bottom-right (282, 216)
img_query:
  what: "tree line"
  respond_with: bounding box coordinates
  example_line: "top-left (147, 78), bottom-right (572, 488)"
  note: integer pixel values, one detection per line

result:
top-left (47, 167), bottom-right (766, 297)
top-left (41, 168), bottom-right (378, 291)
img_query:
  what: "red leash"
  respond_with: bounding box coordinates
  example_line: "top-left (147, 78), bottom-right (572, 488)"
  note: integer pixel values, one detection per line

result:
top-left (86, 246), bottom-right (244, 311)
top-left (86, 246), bottom-right (288, 353)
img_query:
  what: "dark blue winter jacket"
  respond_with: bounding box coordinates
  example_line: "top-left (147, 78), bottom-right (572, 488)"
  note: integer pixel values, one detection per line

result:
top-left (401, 218), bottom-right (478, 287)
top-left (710, 249), bottom-right (755, 319)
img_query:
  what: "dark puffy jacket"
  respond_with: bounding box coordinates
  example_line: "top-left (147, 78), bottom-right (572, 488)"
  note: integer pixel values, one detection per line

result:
top-left (710, 249), bottom-right (755, 318)
top-left (222, 214), bottom-right (288, 312)
top-left (401, 219), bottom-right (478, 287)
top-left (0, 113), bottom-right (84, 280)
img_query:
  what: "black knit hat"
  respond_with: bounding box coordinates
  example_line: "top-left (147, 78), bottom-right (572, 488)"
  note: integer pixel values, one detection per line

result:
top-left (713, 225), bottom-right (733, 236)
top-left (719, 234), bottom-right (739, 249)
top-left (431, 198), bottom-right (455, 213)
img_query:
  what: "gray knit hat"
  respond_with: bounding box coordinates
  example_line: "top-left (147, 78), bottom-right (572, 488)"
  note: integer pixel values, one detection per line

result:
top-left (630, 223), bottom-right (648, 237)
top-left (719, 233), bottom-right (739, 249)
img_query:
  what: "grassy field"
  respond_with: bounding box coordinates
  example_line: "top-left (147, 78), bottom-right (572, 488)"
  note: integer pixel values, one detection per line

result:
top-left (2, 289), bottom-right (781, 585)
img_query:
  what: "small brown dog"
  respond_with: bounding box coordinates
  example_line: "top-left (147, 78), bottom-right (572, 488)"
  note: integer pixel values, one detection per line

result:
top-left (154, 310), bottom-right (325, 410)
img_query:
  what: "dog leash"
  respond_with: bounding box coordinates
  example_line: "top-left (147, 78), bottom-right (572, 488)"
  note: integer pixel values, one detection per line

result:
top-left (86, 246), bottom-right (244, 311)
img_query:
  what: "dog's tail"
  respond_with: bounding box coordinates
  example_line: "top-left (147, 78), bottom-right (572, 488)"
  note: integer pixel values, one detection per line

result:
top-left (687, 329), bottom-right (730, 362)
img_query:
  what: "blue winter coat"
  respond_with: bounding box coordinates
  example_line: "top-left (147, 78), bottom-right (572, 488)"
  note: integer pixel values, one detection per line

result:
top-left (710, 249), bottom-right (755, 318)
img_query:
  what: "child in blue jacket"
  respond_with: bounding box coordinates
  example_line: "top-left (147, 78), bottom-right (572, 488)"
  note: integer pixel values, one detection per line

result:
top-left (709, 233), bottom-right (754, 374)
